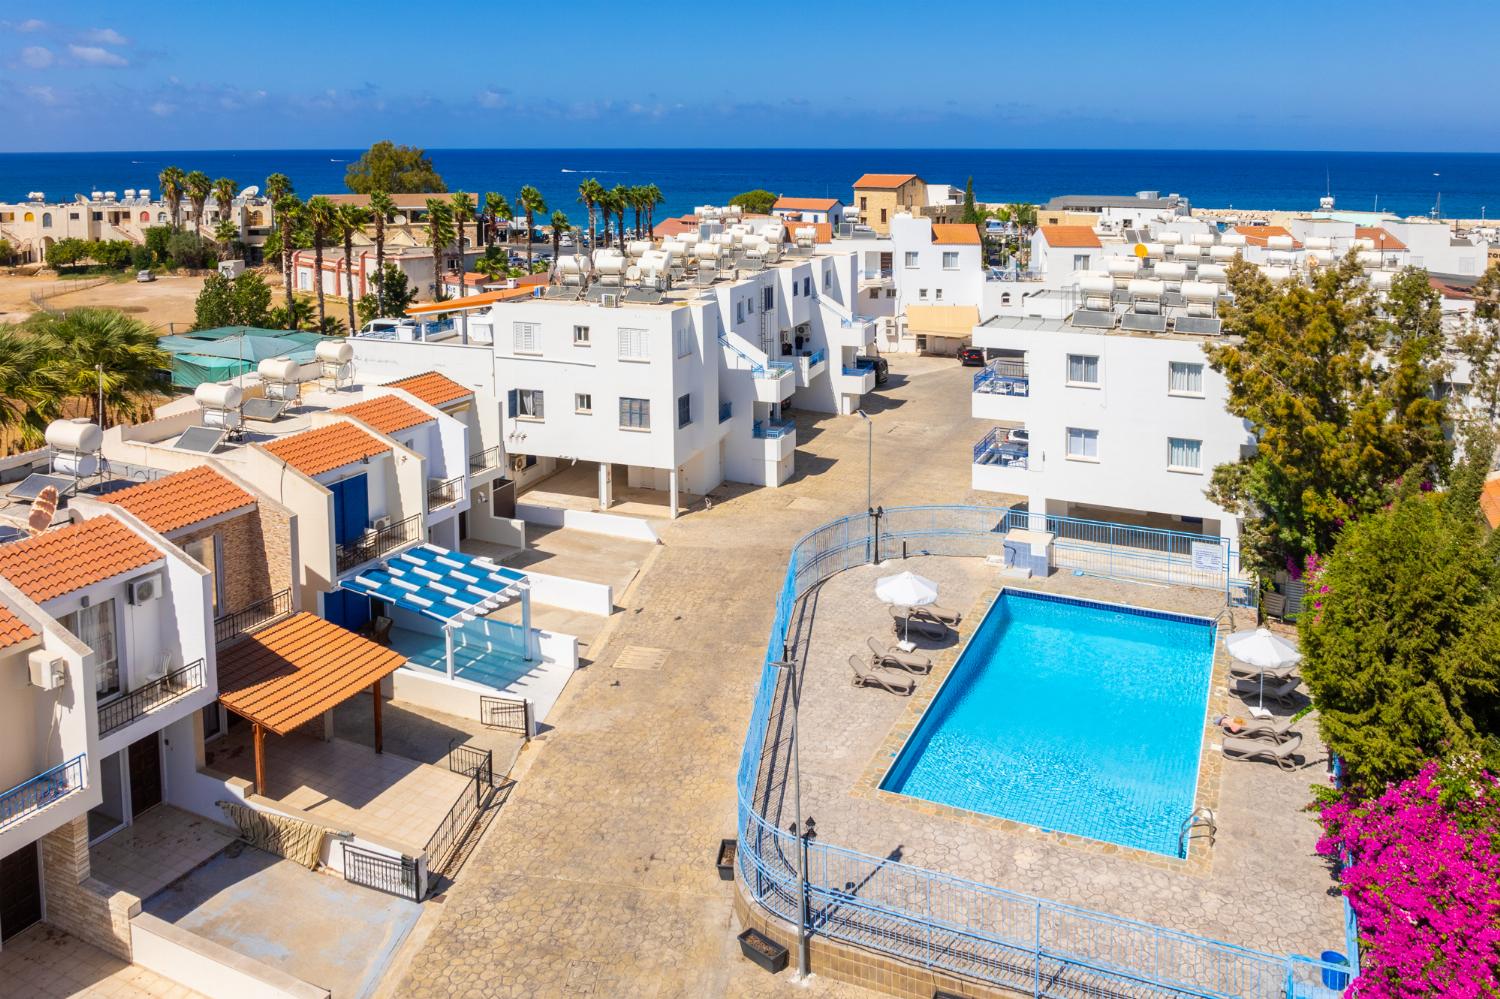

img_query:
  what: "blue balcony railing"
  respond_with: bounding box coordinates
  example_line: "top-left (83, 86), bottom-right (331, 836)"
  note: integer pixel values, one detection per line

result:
top-left (765, 359), bottom-right (795, 375)
top-left (973, 427), bottom-right (1029, 467)
top-left (0, 755), bottom-right (86, 830)
top-left (842, 359), bottom-right (875, 377)
top-left (752, 419), bottom-right (795, 440)
top-left (805, 348), bottom-right (827, 366)
top-left (719, 401), bottom-right (732, 423)
top-left (974, 363), bottom-right (1030, 396)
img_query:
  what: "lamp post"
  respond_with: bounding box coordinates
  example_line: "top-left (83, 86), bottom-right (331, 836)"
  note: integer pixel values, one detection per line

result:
top-left (856, 409), bottom-right (872, 513)
top-left (770, 658), bottom-right (814, 979)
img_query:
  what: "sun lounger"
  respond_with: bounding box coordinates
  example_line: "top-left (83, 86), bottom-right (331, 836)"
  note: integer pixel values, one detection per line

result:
top-left (889, 605), bottom-right (947, 639)
top-left (1227, 659), bottom-right (1299, 681)
top-left (1217, 714), bottom-right (1296, 743)
top-left (866, 636), bottom-right (932, 674)
top-left (1222, 732), bottom-right (1302, 770)
top-left (910, 603), bottom-right (962, 627)
top-left (1229, 675), bottom-right (1301, 705)
top-left (848, 654), bottom-right (914, 695)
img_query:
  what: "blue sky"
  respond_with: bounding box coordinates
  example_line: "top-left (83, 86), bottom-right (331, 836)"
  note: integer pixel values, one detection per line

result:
top-left (2, 1), bottom-right (1496, 152)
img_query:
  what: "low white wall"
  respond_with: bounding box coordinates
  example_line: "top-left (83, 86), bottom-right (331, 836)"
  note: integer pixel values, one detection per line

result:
top-left (524, 570), bottom-right (614, 616)
top-left (391, 666), bottom-right (496, 721)
top-left (131, 912), bottom-right (330, 999)
top-left (516, 502), bottom-right (660, 543)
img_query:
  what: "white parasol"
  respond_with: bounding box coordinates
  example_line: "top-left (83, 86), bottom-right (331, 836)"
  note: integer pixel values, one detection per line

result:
top-left (876, 571), bottom-right (939, 645)
top-left (1225, 627), bottom-right (1301, 712)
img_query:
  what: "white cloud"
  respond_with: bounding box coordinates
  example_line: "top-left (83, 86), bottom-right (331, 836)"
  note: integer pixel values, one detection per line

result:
top-left (82, 27), bottom-right (128, 45)
top-left (20, 45), bottom-right (53, 68)
top-left (148, 100), bottom-right (174, 117)
top-left (17, 18), bottom-right (47, 32)
top-left (67, 44), bottom-right (127, 67)
top-left (23, 84), bottom-right (60, 106)
top-left (477, 89), bottom-right (509, 109)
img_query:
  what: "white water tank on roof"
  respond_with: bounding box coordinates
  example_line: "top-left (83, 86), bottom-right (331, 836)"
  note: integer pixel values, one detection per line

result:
top-left (1182, 280), bottom-right (1217, 303)
top-left (1263, 265), bottom-right (1293, 282)
top-left (1221, 233), bottom-right (1246, 247)
top-left (1369, 270), bottom-right (1394, 290)
top-left (257, 358), bottom-right (299, 384)
top-left (1197, 263), bottom-right (1229, 284)
top-left (626, 240), bottom-right (652, 260)
top-left (1209, 244), bottom-right (1238, 262)
top-left (1307, 249), bottom-right (1336, 266)
top-left (1171, 243), bottom-right (1203, 259)
top-left (1129, 278), bottom-right (1165, 298)
top-left (315, 339), bottom-right (353, 365)
top-left (195, 381), bottom-right (244, 410)
top-left (45, 419), bottom-right (102, 455)
top-left (1106, 257), bottom-right (1140, 278)
top-left (1352, 237), bottom-right (1375, 251)
top-left (1305, 236), bottom-right (1332, 251)
top-left (1158, 231), bottom-right (1182, 245)
top-left (1156, 261), bottom-right (1187, 282)
top-left (1357, 250), bottom-right (1382, 268)
top-left (1268, 235), bottom-right (1295, 251)
top-left (1078, 274), bottom-right (1114, 296)
top-left (1191, 232), bottom-right (1215, 247)
top-left (1142, 242), bottom-right (1165, 259)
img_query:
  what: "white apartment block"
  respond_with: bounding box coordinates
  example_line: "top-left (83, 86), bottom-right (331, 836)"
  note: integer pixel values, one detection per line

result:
top-left (0, 189), bottom-right (274, 263)
top-left (843, 213), bottom-right (986, 355)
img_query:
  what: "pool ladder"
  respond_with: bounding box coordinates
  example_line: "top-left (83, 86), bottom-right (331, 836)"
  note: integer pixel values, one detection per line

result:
top-left (1179, 807), bottom-right (1217, 856)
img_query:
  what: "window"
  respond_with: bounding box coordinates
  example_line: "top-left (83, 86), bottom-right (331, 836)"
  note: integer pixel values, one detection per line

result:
top-left (880, 208), bottom-right (888, 223)
top-left (904, 251), bottom-right (919, 269)
top-left (1066, 427), bottom-right (1099, 460)
top-left (619, 397), bottom-right (650, 430)
top-left (886, 288), bottom-right (896, 298)
top-left (918, 288), bottom-right (928, 300)
top-left (575, 393), bottom-right (592, 414)
top-left (1168, 437), bottom-right (1203, 471)
top-left (677, 393), bottom-right (691, 428)
top-left (942, 251), bottom-right (959, 270)
top-left (41, 212), bottom-right (52, 228)
top-left (762, 286), bottom-right (774, 310)
top-left (1168, 361), bottom-right (1204, 396)
top-left (674, 325), bottom-right (691, 358)
top-left (869, 289), bottom-right (880, 300)
top-left (1001, 292), bottom-right (1011, 305)
top-left (808, 275), bottom-right (816, 296)
top-left (735, 301), bottom-right (744, 324)
top-left (63, 600), bottom-right (118, 697)
top-left (618, 327), bottom-right (649, 360)
top-left (513, 322), bottom-right (538, 353)
top-left (510, 389), bottom-right (544, 419)
top-left (184, 535), bottom-right (223, 614)
top-left (1066, 354), bottom-right (1100, 386)
top-left (1073, 254), bottom-right (1091, 270)
top-left (792, 281), bottom-right (798, 297)
top-left (935, 289), bottom-right (944, 301)
top-left (859, 196), bottom-right (867, 210)
top-left (573, 325), bottom-right (591, 346)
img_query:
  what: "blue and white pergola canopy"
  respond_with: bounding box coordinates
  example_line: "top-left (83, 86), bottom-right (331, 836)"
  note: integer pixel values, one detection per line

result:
top-left (339, 544), bottom-right (529, 625)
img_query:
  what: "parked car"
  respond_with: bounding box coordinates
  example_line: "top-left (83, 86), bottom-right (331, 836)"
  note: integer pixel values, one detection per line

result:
top-left (1005, 427), bottom-right (1030, 444)
top-left (135, 269), bottom-right (155, 283)
top-left (958, 347), bottom-right (987, 367)
top-left (857, 355), bottom-right (889, 385)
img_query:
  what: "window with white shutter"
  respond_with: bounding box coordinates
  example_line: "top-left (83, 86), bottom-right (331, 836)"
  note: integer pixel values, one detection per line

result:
top-left (618, 327), bottom-right (649, 360)
top-left (513, 322), bottom-right (538, 353)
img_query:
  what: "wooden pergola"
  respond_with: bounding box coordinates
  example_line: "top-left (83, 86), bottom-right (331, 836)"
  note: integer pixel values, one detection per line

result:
top-left (218, 612), bottom-right (408, 794)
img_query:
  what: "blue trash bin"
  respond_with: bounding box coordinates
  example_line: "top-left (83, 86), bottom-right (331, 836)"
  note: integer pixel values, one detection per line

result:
top-left (1320, 950), bottom-right (1350, 990)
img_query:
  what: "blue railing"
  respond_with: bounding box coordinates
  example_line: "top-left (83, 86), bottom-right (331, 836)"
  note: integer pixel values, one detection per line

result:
top-left (752, 419), bottom-right (795, 440)
top-left (842, 361), bottom-right (875, 378)
top-left (720, 401), bottom-right (733, 423)
top-left (805, 348), bottom-right (827, 366)
top-left (1, 755), bottom-right (86, 830)
top-left (974, 364), bottom-right (1030, 396)
top-left (716, 332), bottom-right (788, 379)
top-left (736, 507), bottom-right (1335, 997)
top-left (973, 427), bottom-right (1029, 467)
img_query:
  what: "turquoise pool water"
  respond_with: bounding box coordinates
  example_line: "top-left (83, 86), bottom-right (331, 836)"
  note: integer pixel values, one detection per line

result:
top-left (881, 590), bottom-right (1216, 858)
top-left (390, 619), bottom-right (532, 689)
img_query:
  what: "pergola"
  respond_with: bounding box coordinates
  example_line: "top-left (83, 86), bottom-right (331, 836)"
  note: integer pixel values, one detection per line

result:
top-left (218, 612), bottom-right (408, 794)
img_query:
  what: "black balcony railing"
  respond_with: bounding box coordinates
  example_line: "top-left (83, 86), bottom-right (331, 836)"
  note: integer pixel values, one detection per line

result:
top-left (97, 659), bottom-right (206, 736)
top-left (427, 475), bottom-right (463, 510)
top-left (469, 446), bottom-right (501, 473)
top-left (336, 514), bottom-right (422, 574)
top-left (215, 589), bottom-right (293, 647)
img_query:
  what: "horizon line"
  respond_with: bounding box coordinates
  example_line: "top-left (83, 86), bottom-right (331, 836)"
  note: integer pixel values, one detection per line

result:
top-left (2, 145), bottom-right (1497, 157)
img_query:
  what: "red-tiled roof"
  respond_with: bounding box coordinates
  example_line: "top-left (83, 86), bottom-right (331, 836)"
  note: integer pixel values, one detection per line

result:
top-left (0, 517), bottom-right (161, 603)
top-left (333, 395), bottom-right (435, 436)
top-left (1234, 225), bottom-right (1302, 248)
top-left (218, 612), bottom-right (409, 735)
top-left (263, 422), bottom-right (391, 478)
top-left (384, 371), bottom-right (474, 408)
top-left (780, 220), bottom-right (832, 243)
top-left (932, 224), bottom-right (982, 245)
top-left (774, 197), bottom-right (841, 212)
top-left (0, 603), bottom-right (37, 650)
top-left (1039, 224), bottom-right (1101, 248)
top-left (106, 466), bottom-right (254, 535)
top-left (652, 215), bottom-right (698, 239)
top-left (854, 173), bottom-right (921, 189)
top-left (1357, 227), bottom-right (1407, 251)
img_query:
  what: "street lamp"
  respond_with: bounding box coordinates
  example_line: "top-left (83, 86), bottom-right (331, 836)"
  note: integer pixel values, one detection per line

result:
top-left (856, 409), bottom-right (872, 512)
top-left (769, 658), bottom-right (815, 979)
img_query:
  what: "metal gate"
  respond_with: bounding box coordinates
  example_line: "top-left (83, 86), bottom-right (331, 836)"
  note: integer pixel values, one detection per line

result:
top-left (341, 842), bottom-right (420, 901)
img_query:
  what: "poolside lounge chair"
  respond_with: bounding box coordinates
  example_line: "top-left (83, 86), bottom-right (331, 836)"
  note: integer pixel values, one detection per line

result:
top-left (1217, 714), bottom-right (1297, 744)
top-left (1229, 675), bottom-right (1301, 706)
top-left (1227, 659), bottom-right (1299, 681)
top-left (889, 605), bottom-right (947, 640)
top-left (866, 636), bottom-right (932, 674)
top-left (1222, 732), bottom-right (1303, 771)
top-left (910, 603), bottom-right (962, 627)
top-left (848, 654), bottom-right (915, 695)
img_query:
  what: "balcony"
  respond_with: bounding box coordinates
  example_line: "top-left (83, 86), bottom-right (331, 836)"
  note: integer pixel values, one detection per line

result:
top-left (795, 348), bottom-right (827, 387)
top-left (752, 418), bottom-right (797, 461)
top-left (469, 446), bottom-right (502, 475)
top-left (838, 358), bottom-right (877, 395)
top-left (0, 755), bottom-right (86, 831)
top-left (215, 589), bottom-right (293, 647)
top-left (97, 659), bottom-right (206, 737)
top-left (973, 427), bottom-right (1029, 468)
top-left (973, 363), bottom-right (1029, 396)
top-left (719, 400), bottom-right (733, 423)
top-left (336, 513), bottom-right (422, 575)
top-left (427, 474), bottom-right (464, 511)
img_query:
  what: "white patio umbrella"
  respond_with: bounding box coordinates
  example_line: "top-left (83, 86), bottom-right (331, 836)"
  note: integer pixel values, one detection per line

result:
top-left (1224, 627), bottom-right (1301, 711)
top-left (876, 571), bottom-right (939, 644)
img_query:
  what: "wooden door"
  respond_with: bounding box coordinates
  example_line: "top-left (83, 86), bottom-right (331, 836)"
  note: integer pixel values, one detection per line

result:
top-left (127, 734), bottom-right (163, 817)
top-left (0, 841), bottom-right (42, 940)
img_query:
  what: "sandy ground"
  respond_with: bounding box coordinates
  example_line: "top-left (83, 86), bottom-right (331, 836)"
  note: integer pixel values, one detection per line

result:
top-left (0, 271), bottom-right (210, 331)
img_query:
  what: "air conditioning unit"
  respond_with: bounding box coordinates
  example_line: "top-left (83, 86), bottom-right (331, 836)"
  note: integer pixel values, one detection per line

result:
top-left (602, 293), bottom-right (619, 308)
top-left (371, 515), bottom-right (392, 532)
top-left (28, 650), bottom-right (66, 691)
top-left (127, 574), bottom-right (160, 605)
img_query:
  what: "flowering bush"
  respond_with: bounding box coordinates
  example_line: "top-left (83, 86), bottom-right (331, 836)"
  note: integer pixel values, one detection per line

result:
top-left (1317, 756), bottom-right (1500, 997)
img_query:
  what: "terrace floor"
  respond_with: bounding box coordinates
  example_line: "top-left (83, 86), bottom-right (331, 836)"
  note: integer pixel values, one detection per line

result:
top-left (518, 461), bottom-right (702, 519)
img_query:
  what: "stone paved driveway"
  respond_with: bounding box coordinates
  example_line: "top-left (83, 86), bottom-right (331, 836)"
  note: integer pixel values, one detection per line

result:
top-left (393, 356), bottom-right (991, 997)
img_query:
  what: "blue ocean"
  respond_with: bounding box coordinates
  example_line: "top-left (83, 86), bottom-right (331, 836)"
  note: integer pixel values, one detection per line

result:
top-left (1, 148), bottom-right (1496, 222)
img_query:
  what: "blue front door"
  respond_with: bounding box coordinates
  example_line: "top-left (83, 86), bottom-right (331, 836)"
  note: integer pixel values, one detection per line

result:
top-left (323, 589), bottom-right (371, 632)
top-left (330, 474), bottom-right (369, 546)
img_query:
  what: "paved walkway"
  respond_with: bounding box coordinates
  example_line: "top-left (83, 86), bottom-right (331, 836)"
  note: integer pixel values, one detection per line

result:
top-left (0, 924), bottom-right (203, 999)
top-left (394, 356), bottom-right (995, 997)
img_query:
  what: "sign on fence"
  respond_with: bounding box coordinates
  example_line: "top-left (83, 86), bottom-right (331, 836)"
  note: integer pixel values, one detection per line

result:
top-left (1190, 540), bottom-right (1224, 573)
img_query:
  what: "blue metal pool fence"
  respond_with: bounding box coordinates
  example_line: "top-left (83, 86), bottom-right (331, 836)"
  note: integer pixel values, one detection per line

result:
top-left (736, 505), bottom-right (1351, 997)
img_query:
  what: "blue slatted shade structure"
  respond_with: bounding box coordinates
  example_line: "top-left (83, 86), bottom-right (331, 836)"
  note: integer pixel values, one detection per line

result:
top-left (339, 544), bottom-right (529, 623)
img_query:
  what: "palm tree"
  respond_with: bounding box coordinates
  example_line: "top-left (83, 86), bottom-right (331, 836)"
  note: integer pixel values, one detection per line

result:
top-left (425, 198), bottom-right (455, 301)
top-left (273, 193), bottom-right (301, 317)
top-left (368, 190), bottom-right (396, 315)
top-left (597, 194), bottom-right (612, 249)
top-left (642, 184), bottom-right (664, 237)
top-left (303, 196), bottom-right (337, 331)
top-left (268, 295), bottom-right (314, 332)
top-left (335, 204), bottom-right (369, 334)
top-left (549, 210), bottom-right (570, 280)
top-left (517, 186), bottom-right (547, 272)
top-left (578, 178), bottom-right (604, 251)
top-left (481, 192), bottom-right (505, 247)
top-left (450, 192), bottom-right (474, 270)
top-left (474, 246), bottom-right (512, 283)
top-left (0, 326), bottom-right (47, 448)
top-left (609, 185), bottom-right (628, 249)
top-left (29, 309), bottom-right (170, 428)
top-left (211, 177), bottom-right (240, 256)
top-left (628, 186), bottom-right (646, 239)
top-left (185, 171), bottom-right (212, 234)
top-left (159, 166), bottom-right (185, 229)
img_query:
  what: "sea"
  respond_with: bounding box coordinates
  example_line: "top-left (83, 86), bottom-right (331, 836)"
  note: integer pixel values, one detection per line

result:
top-left (2, 148), bottom-right (1498, 222)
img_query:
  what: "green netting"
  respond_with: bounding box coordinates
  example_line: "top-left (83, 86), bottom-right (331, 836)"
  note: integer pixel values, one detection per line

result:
top-left (162, 328), bottom-right (323, 389)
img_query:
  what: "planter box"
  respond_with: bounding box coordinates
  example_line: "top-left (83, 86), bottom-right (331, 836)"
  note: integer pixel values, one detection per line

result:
top-left (737, 928), bottom-right (788, 974)
top-left (715, 838), bottom-right (736, 881)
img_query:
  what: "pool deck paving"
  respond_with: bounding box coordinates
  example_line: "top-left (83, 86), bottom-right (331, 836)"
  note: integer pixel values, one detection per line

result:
top-left (390, 354), bottom-right (1341, 998)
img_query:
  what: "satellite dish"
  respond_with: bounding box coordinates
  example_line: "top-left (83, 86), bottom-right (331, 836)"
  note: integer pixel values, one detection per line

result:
top-left (242, 185), bottom-right (260, 198)
top-left (1134, 243), bottom-right (1149, 258)
top-left (27, 486), bottom-right (58, 536)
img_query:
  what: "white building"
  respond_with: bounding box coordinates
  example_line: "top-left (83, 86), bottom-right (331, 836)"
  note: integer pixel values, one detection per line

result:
top-left (771, 197), bottom-right (848, 225)
top-left (1039, 192), bottom-right (1192, 229)
top-left (292, 244), bottom-right (484, 305)
top-left (0, 189), bottom-right (274, 264)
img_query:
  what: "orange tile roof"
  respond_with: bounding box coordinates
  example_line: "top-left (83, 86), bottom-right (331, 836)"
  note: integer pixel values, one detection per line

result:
top-left (406, 285), bottom-right (539, 315)
top-left (218, 612), bottom-right (409, 735)
top-left (932, 223), bottom-right (982, 245)
top-left (1234, 225), bottom-right (1302, 248)
top-left (780, 220), bottom-right (832, 244)
top-left (652, 215), bottom-right (698, 238)
top-left (0, 602), bottom-right (37, 651)
top-left (0, 517), bottom-right (161, 603)
top-left (854, 173), bottom-right (921, 189)
top-left (774, 197), bottom-right (841, 211)
top-left (383, 371), bottom-right (474, 408)
top-left (1482, 478), bottom-right (1500, 531)
top-left (263, 422), bottom-right (391, 478)
top-left (333, 395), bottom-right (435, 436)
top-left (1039, 224), bottom-right (1102, 248)
top-left (106, 466), bottom-right (255, 535)
top-left (1357, 226), bottom-right (1407, 251)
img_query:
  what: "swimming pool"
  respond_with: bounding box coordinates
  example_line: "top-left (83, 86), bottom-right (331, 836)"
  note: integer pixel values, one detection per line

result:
top-left (880, 589), bottom-right (1216, 858)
